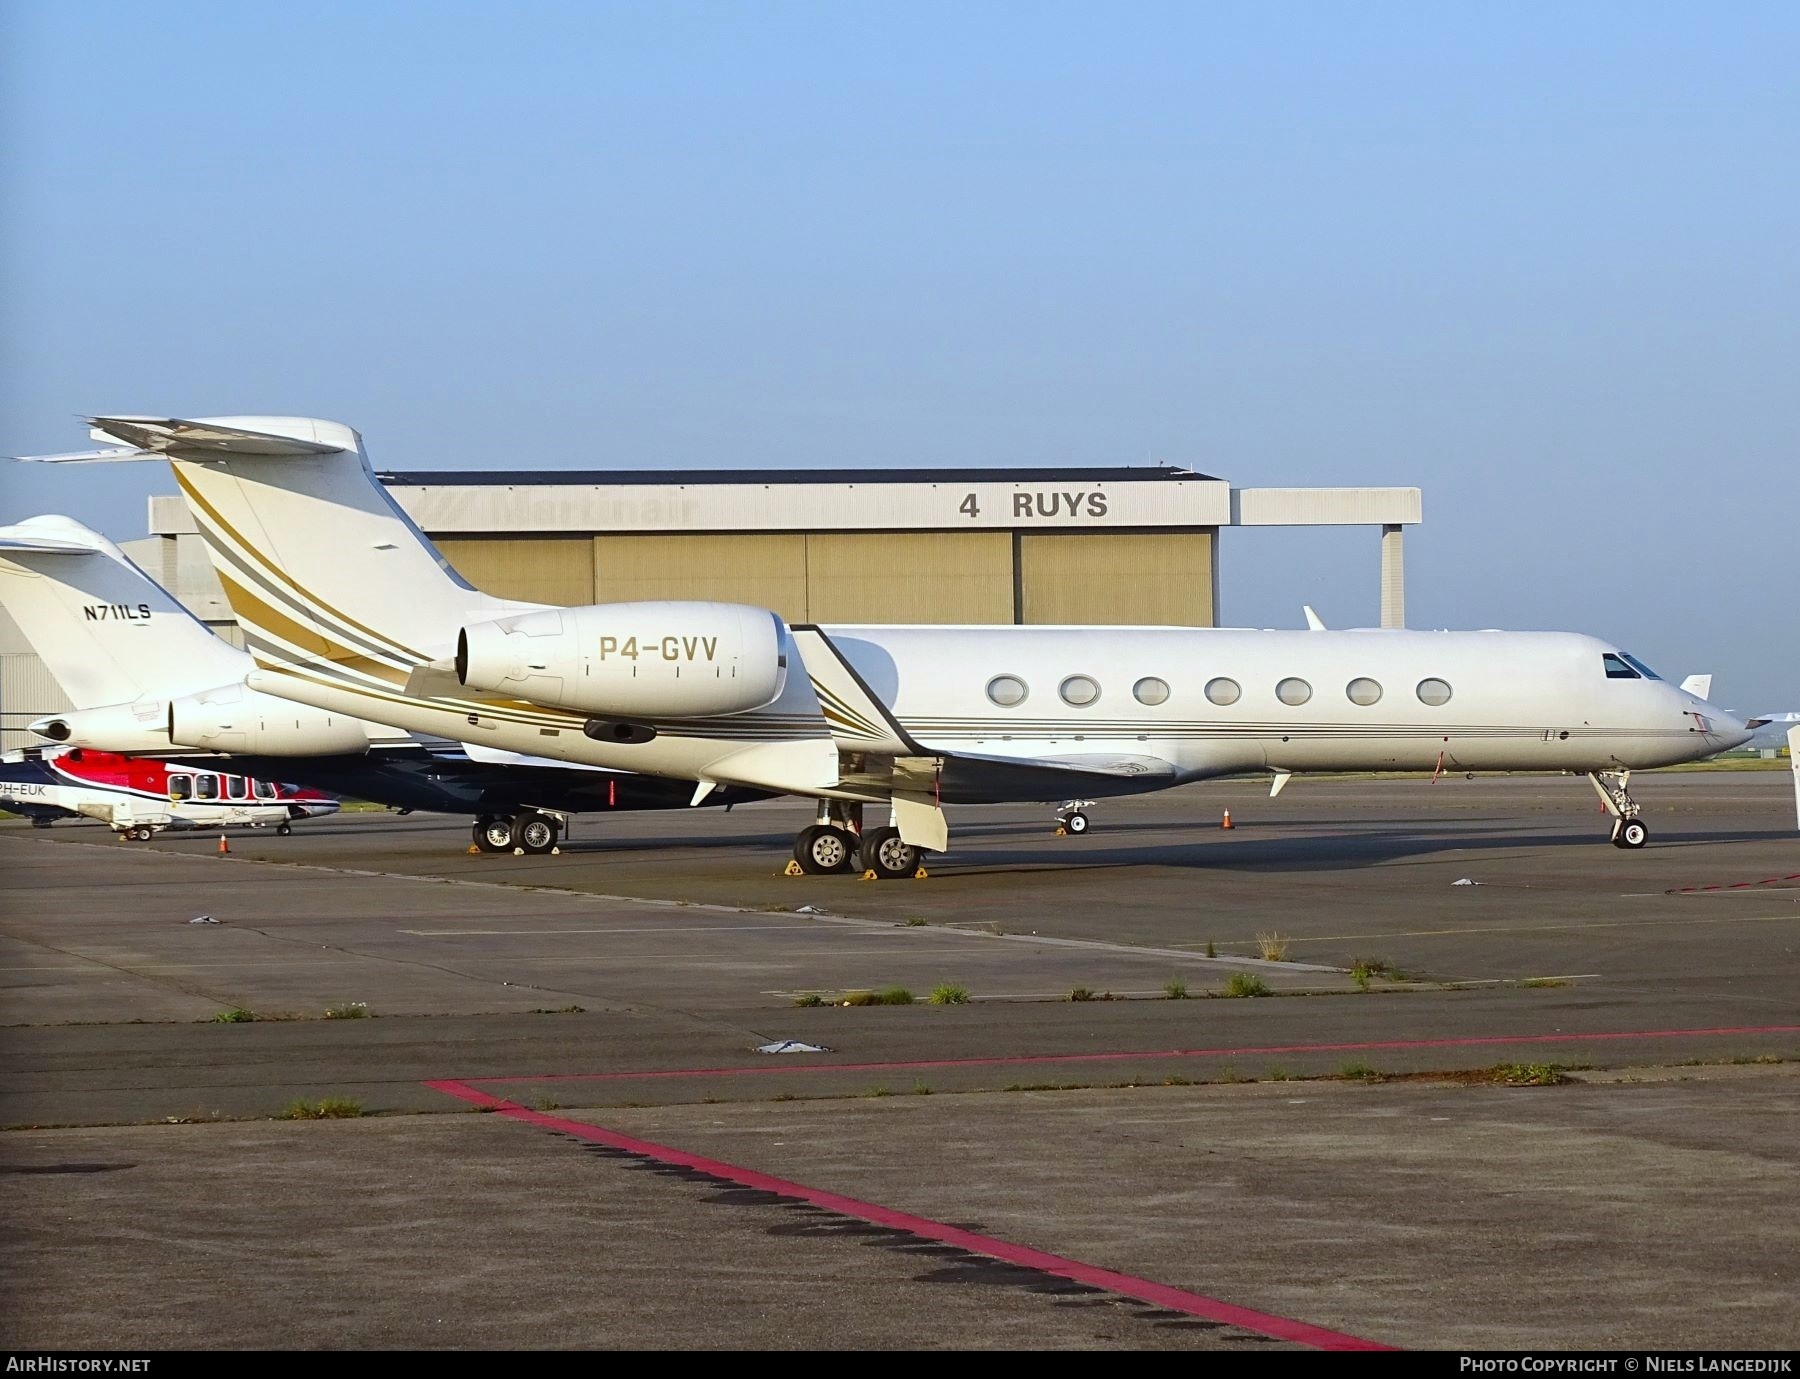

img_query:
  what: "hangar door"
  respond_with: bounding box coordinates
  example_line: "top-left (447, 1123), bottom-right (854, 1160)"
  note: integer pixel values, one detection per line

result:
top-left (589, 532), bottom-right (1011, 623)
top-left (1018, 532), bottom-right (1215, 626)
top-left (803, 533), bottom-right (1011, 624)
top-left (434, 537), bottom-right (595, 607)
top-left (592, 535), bottom-right (810, 623)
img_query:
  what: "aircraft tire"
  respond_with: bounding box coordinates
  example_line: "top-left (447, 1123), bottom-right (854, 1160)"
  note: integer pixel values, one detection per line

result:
top-left (1061, 810), bottom-right (1091, 835)
top-left (1616, 819), bottom-right (1649, 849)
top-left (474, 816), bottom-right (515, 853)
top-left (514, 811), bottom-right (559, 856)
top-left (276, 822), bottom-right (293, 836)
top-left (859, 826), bottom-right (920, 880)
top-left (794, 824), bottom-right (857, 874)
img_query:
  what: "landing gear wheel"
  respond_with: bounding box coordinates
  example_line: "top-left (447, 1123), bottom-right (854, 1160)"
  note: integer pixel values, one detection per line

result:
top-left (859, 825), bottom-right (921, 880)
top-left (126, 826), bottom-right (151, 842)
top-left (276, 822), bottom-right (293, 836)
top-left (474, 816), bottom-right (514, 853)
top-left (1614, 819), bottom-right (1649, 850)
top-left (794, 824), bottom-right (857, 874)
top-left (1060, 810), bottom-right (1090, 835)
top-left (512, 811), bottom-right (559, 856)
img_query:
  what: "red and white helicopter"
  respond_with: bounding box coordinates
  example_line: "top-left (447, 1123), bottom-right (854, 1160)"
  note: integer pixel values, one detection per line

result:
top-left (0, 747), bottom-right (339, 841)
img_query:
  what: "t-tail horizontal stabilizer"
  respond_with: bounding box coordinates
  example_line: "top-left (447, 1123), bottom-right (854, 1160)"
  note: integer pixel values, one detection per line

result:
top-left (9, 416), bottom-right (352, 462)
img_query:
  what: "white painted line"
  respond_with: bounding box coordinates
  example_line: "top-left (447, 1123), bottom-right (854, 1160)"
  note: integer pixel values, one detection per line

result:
top-left (1441, 974), bottom-right (1603, 986)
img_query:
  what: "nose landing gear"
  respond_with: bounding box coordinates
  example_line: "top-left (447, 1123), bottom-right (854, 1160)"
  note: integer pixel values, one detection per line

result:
top-left (1589, 770), bottom-right (1649, 848)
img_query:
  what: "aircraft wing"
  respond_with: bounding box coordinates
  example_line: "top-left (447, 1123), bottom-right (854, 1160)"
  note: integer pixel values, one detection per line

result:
top-left (459, 741), bottom-right (620, 774)
top-left (936, 749), bottom-right (1183, 804)
top-left (0, 531), bottom-right (101, 554)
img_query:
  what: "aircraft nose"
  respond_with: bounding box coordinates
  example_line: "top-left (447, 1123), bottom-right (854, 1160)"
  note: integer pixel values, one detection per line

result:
top-left (1702, 703), bottom-right (1755, 751)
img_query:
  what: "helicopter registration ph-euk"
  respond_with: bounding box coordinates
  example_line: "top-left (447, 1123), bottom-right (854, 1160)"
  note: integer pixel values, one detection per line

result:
top-left (0, 748), bottom-right (338, 840)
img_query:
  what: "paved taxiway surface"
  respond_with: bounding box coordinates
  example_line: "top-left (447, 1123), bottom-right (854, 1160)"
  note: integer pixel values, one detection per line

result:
top-left (2, 771), bottom-right (1796, 1348)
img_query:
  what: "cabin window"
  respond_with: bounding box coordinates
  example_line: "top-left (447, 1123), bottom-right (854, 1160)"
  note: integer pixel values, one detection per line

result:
top-left (1416, 678), bottom-right (1453, 706)
top-left (1620, 653), bottom-right (1662, 681)
top-left (168, 774), bottom-right (194, 801)
top-left (1602, 654), bottom-right (1640, 680)
top-left (986, 675), bottom-right (1028, 707)
top-left (1346, 677), bottom-right (1383, 706)
top-left (195, 773), bottom-right (221, 800)
top-left (1205, 677), bottom-right (1241, 706)
top-left (1133, 677), bottom-right (1170, 706)
top-left (252, 779), bottom-right (277, 800)
top-left (1276, 677), bottom-right (1312, 707)
top-left (1059, 675), bottom-right (1101, 707)
top-left (224, 775), bottom-right (247, 799)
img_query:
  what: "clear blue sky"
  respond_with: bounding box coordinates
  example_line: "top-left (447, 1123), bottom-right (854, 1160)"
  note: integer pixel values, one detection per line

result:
top-left (2, 2), bottom-right (1794, 710)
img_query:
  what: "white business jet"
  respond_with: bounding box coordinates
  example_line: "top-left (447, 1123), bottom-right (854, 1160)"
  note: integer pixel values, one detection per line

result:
top-left (15, 416), bottom-right (1754, 877)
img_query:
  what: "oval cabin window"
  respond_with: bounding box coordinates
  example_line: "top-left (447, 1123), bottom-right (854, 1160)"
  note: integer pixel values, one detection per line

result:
top-left (1205, 677), bottom-right (1241, 706)
top-left (1059, 675), bottom-right (1101, 707)
top-left (1416, 678), bottom-right (1453, 706)
top-left (986, 675), bottom-right (1028, 707)
top-left (1276, 677), bottom-right (1312, 707)
top-left (1133, 677), bottom-right (1170, 706)
top-left (1346, 677), bottom-right (1383, 706)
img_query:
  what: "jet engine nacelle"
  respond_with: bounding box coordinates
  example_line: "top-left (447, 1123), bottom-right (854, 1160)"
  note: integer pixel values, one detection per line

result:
top-left (457, 601), bottom-right (787, 719)
top-left (168, 685), bottom-right (372, 755)
top-left (31, 700), bottom-right (172, 754)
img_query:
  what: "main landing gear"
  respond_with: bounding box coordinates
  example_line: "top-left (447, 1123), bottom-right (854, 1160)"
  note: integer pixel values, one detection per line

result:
top-left (1589, 770), bottom-right (1649, 849)
top-left (792, 800), bottom-right (862, 875)
top-left (788, 802), bottom-right (930, 880)
top-left (472, 810), bottom-right (563, 856)
top-left (1055, 799), bottom-right (1094, 836)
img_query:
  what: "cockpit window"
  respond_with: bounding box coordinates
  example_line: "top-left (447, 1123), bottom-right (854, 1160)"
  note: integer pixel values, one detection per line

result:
top-left (1602, 653), bottom-right (1640, 680)
top-left (1620, 653), bottom-right (1662, 681)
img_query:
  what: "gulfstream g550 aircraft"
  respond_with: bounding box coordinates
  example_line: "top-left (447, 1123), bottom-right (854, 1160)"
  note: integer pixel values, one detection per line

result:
top-left (16, 416), bottom-right (1753, 877)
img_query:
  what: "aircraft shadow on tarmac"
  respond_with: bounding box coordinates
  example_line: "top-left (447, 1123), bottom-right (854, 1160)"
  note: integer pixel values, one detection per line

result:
top-left (544, 823), bottom-right (1797, 873)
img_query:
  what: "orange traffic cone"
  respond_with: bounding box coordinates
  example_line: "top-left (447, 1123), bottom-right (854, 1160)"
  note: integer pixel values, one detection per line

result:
top-left (217, 833), bottom-right (230, 855)
top-left (1220, 809), bottom-right (1234, 830)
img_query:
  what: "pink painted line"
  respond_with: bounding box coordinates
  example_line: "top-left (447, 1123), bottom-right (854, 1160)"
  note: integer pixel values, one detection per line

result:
top-left (1668, 872), bottom-right (1800, 894)
top-left (457, 1023), bottom-right (1800, 1087)
top-left (425, 1077), bottom-right (1393, 1351)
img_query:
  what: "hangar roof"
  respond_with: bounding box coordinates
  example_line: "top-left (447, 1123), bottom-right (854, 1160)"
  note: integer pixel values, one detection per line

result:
top-left (374, 465), bottom-right (1218, 486)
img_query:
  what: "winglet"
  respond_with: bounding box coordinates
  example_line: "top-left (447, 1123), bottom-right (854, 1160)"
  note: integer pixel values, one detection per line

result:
top-left (1303, 605), bottom-right (1326, 631)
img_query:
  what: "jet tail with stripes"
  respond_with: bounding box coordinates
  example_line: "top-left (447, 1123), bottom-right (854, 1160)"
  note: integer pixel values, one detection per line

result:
top-left (64, 416), bottom-right (532, 682)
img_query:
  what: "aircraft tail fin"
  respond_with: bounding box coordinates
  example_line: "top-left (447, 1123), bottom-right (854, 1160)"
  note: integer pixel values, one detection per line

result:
top-left (0, 515), bottom-right (248, 707)
top-left (1680, 674), bottom-right (1713, 700)
top-left (74, 416), bottom-right (532, 686)
top-left (1790, 725), bottom-right (1799, 833)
